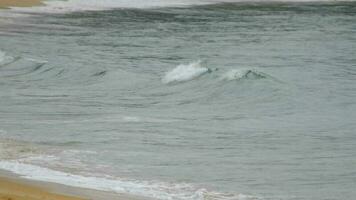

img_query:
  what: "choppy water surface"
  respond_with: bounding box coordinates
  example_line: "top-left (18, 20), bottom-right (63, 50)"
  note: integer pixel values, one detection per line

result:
top-left (1, 2), bottom-right (356, 200)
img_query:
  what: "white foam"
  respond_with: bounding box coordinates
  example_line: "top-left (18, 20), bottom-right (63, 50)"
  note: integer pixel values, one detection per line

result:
top-left (11, 0), bottom-right (211, 13)
top-left (0, 160), bottom-right (253, 200)
top-left (10, 0), bottom-right (356, 13)
top-left (162, 60), bottom-right (210, 84)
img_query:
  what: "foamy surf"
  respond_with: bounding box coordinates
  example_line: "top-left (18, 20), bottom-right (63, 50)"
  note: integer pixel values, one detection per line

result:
top-left (162, 60), bottom-right (211, 84)
top-left (0, 160), bottom-right (254, 200)
top-left (10, 0), bottom-right (212, 13)
top-left (9, 0), bottom-right (354, 14)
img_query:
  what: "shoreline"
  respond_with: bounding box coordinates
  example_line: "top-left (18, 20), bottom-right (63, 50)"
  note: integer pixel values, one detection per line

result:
top-left (0, 0), bottom-right (43, 9)
top-left (0, 170), bottom-right (147, 200)
top-left (0, 173), bottom-right (84, 200)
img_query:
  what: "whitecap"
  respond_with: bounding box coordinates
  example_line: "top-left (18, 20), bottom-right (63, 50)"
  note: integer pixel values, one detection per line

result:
top-left (162, 60), bottom-right (211, 84)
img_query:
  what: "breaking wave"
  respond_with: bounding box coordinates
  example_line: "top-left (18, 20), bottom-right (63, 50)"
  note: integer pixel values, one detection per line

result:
top-left (10, 0), bottom-right (215, 13)
top-left (0, 160), bottom-right (256, 200)
top-left (162, 60), bottom-right (212, 84)
top-left (162, 60), bottom-right (273, 85)
top-left (9, 0), bottom-right (353, 14)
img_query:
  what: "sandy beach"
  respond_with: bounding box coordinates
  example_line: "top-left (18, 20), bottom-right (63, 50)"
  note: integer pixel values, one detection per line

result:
top-left (0, 0), bottom-right (43, 8)
top-left (0, 177), bottom-right (84, 200)
top-left (0, 170), bottom-right (146, 200)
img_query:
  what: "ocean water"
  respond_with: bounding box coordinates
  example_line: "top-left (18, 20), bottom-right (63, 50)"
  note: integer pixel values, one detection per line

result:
top-left (1, 1), bottom-right (356, 200)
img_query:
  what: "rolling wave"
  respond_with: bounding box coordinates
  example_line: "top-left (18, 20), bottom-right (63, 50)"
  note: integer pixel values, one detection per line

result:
top-left (0, 50), bottom-right (16, 66)
top-left (162, 60), bottom-right (273, 85)
top-left (221, 69), bottom-right (268, 81)
top-left (0, 57), bottom-right (47, 78)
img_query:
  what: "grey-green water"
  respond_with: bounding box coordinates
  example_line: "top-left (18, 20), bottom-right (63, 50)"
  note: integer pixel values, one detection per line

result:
top-left (0, 2), bottom-right (356, 200)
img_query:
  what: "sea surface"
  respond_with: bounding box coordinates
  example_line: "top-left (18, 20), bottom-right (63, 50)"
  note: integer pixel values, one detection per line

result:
top-left (0, 1), bottom-right (356, 200)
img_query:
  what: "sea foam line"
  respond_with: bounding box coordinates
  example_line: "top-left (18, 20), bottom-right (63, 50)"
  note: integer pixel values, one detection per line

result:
top-left (0, 160), bottom-right (252, 200)
top-left (10, 0), bottom-right (354, 14)
top-left (11, 0), bottom-right (210, 13)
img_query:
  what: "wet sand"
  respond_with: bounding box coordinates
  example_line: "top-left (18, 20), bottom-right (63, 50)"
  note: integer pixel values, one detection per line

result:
top-left (0, 171), bottom-right (146, 200)
top-left (0, 0), bottom-right (43, 8)
top-left (0, 177), bottom-right (85, 200)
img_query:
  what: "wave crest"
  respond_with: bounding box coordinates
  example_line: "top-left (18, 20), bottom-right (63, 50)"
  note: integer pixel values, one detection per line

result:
top-left (162, 60), bottom-right (211, 84)
top-left (222, 69), bottom-right (267, 81)
top-left (0, 50), bottom-right (15, 66)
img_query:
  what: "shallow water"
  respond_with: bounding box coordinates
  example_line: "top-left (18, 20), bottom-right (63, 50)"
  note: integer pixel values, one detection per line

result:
top-left (1, 2), bottom-right (356, 200)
